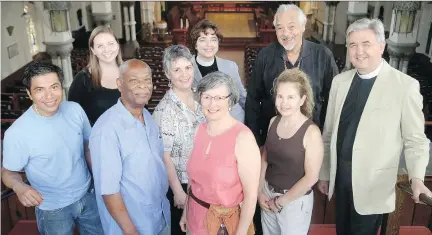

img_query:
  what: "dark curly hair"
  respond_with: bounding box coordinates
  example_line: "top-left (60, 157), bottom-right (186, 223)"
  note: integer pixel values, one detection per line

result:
top-left (23, 61), bottom-right (64, 90)
top-left (189, 19), bottom-right (223, 55)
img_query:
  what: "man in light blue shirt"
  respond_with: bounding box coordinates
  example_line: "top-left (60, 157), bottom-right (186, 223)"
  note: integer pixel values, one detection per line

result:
top-left (1, 62), bottom-right (103, 234)
top-left (90, 59), bottom-right (170, 235)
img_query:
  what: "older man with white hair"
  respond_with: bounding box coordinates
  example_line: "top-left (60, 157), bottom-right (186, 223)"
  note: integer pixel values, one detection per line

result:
top-left (246, 3), bottom-right (339, 147)
top-left (318, 18), bottom-right (432, 235)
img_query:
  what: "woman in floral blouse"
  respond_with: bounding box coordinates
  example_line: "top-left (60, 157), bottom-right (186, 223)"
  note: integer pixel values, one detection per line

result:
top-left (152, 45), bottom-right (205, 234)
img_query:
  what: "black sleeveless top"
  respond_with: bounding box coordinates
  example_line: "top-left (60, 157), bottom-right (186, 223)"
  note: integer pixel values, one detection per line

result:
top-left (68, 69), bottom-right (120, 126)
top-left (265, 116), bottom-right (314, 191)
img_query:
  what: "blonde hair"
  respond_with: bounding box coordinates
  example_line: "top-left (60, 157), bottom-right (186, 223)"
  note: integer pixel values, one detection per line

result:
top-left (87, 26), bottom-right (123, 88)
top-left (273, 68), bottom-right (314, 119)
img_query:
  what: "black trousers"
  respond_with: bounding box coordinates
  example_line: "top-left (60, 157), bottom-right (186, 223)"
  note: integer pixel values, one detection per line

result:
top-left (335, 160), bottom-right (383, 235)
top-left (167, 183), bottom-right (188, 235)
top-left (253, 202), bottom-right (263, 235)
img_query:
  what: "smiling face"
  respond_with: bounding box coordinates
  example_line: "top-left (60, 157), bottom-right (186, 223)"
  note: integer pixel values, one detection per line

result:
top-left (200, 84), bottom-right (231, 121)
top-left (26, 72), bottom-right (63, 117)
top-left (195, 29), bottom-right (219, 60)
top-left (347, 29), bottom-right (385, 74)
top-left (275, 82), bottom-right (305, 117)
top-left (275, 9), bottom-right (305, 51)
top-left (117, 64), bottom-right (153, 107)
top-left (168, 57), bottom-right (194, 91)
top-left (90, 32), bottom-right (120, 64)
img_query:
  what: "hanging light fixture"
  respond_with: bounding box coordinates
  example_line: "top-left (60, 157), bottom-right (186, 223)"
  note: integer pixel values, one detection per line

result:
top-left (44, 2), bottom-right (71, 32)
top-left (392, 2), bottom-right (421, 35)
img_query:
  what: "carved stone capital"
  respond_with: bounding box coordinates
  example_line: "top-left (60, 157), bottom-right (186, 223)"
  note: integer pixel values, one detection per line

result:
top-left (93, 12), bottom-right (113, 26)
top-left (386, 39), bottom-right (419, 59)
top-left (43, 2), bottom-right (71, 11)
top-left (393, 2), bottom-right (421, 11)
top-left (43, 38), bottom-right (74, 58)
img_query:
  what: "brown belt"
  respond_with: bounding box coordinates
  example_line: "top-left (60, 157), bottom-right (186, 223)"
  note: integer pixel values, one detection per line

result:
top-left (269, 184), bottom-right (312, 195)
top-left (188, 187), bottom-right (210, 209)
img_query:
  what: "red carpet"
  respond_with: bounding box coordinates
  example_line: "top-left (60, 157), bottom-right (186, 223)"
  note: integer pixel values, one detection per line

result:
top-left (309, 224), bottom-right (431, 235)
top-left (8, 220), bottom-right (432, 235)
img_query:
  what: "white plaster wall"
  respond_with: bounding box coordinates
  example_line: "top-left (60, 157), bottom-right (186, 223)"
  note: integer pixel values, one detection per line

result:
top-left (111, 2), bottom-right (124, 39)
top-left (69, 2), bottom-right (84, 31)
top-left (1, 2), bottom-right (32, 79)
top-left (416, 2), bottom-right (432, 57)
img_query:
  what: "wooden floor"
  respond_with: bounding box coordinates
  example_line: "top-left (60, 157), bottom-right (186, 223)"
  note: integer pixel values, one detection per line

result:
top-left (206, 12), bottom-right (256, 38)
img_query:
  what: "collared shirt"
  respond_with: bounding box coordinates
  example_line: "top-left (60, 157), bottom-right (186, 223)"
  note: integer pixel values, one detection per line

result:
top-left (153, 89), bottom-right (206, 184)
top-left (2, 101), bottom-right (91, 210)
top-left (89, 99), bottom-right (170, 235)
top-left (245, 40), bottom-right (339, 146)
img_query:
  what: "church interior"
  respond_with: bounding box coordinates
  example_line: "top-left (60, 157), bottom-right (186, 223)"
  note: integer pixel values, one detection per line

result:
top-left (1, 1), bottom-right (432, 234)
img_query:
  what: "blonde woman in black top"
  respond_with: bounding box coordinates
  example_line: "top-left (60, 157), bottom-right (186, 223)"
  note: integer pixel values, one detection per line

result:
top-left (69, 26), bottom-right (123, 126)
top-left (258, 68), bottom-right (324, 235)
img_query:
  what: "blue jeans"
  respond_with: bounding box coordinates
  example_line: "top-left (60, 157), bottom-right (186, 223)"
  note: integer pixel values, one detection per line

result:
top-left (35, 189), bottom-right (103, 235)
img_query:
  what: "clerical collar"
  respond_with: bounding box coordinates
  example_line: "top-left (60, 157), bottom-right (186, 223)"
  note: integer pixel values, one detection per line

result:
top-left (357, 59), bottom-right (383, 79)
top-left (196, 55), bottom-right (215, 67)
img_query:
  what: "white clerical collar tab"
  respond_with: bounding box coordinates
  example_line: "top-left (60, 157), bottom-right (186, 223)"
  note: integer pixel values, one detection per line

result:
top-left (357, 59), bottom-right (384, 79)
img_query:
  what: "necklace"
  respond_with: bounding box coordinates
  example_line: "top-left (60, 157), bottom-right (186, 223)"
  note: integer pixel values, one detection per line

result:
top-left (33, 105), bottom-right (42, 116)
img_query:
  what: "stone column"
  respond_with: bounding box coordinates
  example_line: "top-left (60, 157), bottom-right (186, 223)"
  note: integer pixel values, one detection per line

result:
top-left (327, 2), bottom-right (339, 44)
top-left (386, 2), bottom-right (422, 74)
top-left (41, 2), bottom-right (74, 98)
top-left (322, 4), bottom-right (330, 42)
top-left (122, 2), bottom-right (139, 58)
top-left (91, 2), bottom-right (113, 26)
top-left (81, 2), bottom-right (89, 30)
top-left (129, 3), bottom-right (137, 42)
top-left (140, 2), bottom-right (155, 42)
top-left (344, 1), bottom-right (369, 71)
top-left (154, 2), bottom-right (162, 23)
top-left (373, 2), bottom-right (381, 19)
top-left (123, 3), bottom-right (131, 42)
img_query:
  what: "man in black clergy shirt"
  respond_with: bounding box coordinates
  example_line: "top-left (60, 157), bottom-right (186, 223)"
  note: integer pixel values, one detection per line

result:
top-left (245, 3), bottom-right (339, 148)
top-left (245, 4), bottom-right (339, 234)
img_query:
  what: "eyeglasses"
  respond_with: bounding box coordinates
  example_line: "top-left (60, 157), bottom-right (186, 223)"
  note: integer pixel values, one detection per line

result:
top-left (201, 94), bottom-right (231, 102)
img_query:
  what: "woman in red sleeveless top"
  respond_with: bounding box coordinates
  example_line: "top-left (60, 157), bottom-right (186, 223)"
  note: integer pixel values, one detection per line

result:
top-left (180, 71), bottom-right (261, 235)
top-left (258, 68), bottom-right (324, 234)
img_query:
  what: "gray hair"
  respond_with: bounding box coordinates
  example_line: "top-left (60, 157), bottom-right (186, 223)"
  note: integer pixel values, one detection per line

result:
top-left (119, 59), bottom-right (151, 80)
top-left (346, 18), bottom-right (386, 45)
top-left (273, 4), bottom-right (307, 27)
top-left (162, 45), bottom-right (194, 75)
top-left (197, 71), bottom-right (240, 107)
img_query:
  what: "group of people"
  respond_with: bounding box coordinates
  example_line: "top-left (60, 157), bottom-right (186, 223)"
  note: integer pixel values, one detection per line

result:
top-left (2, 3), bottom-right (432, 235)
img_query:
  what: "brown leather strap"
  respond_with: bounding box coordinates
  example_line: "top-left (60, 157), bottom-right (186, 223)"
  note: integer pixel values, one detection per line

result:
top-left (188, 187), bottom-right (210, 209)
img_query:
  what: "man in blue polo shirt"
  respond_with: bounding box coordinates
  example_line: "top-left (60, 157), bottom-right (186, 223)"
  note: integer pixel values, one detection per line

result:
top-left (90, 59), bottom-right (170, 235)
top-left (1, 62), bottom-right (103, 234)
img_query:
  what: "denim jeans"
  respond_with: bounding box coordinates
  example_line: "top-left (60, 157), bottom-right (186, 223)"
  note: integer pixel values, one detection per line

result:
top-left (35, 188), bottom-right (103, 235)
top-left (159, 218), bottom-right (171, 235)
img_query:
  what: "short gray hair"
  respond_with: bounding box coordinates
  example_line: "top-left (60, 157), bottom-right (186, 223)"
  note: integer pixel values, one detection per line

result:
top-left (162, 45), bottom-right (194, 74)
top-left (197, 71), bottom-right (239, 107)
top-left (273, 4), bottom-right (307, 27)
top-left (346, 18), bottom-right (386, 45)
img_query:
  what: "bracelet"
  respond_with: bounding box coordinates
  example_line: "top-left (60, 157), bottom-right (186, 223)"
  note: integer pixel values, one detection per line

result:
top-left (274, 196), bottom-right (283, 212)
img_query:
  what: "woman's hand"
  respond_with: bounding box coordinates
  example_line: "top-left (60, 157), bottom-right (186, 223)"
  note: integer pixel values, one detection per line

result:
top-left (174, 190), bottom-right (188, 209)
top-left (258, 191), bottom-right (270, 212)
top-left (179, 208), bottom-right (188, 232)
